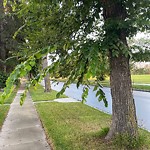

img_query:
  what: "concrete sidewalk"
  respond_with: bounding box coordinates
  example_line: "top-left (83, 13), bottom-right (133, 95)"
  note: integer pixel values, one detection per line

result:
top-left (0, 90), bottom-right (51, 150)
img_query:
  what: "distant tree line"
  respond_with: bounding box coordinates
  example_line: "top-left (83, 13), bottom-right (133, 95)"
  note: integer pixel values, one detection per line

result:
top-left (131, 64), bottom-right (150, 74)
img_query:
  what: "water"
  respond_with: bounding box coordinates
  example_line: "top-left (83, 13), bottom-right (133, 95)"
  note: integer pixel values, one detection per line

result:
top-left (49, 82), bottom-right (150, 131)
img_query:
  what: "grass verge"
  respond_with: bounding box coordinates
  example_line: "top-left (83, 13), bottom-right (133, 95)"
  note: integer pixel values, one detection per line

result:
top-left (132, 85), bottom-right (150, 91)
top-left (35, 102), bottom-right (150, 150)
top-left (0, 88), bottom-right (18, 104)
top-left (0, 105), bottom-right (10, 129)
top-left (36, 102), bottom-right (112, 150)
top-left (29, 84), bottom-right (67, 102)
top-left (0, 88), bottom-right (18, 129)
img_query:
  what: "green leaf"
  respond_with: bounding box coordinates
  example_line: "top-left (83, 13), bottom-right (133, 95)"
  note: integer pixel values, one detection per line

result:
top-left (35, 53), bottom-right (41, 59)
top-left (25, 65), bottom-right (32, 71)
top-left (81, 87), bottom-right (89, 103)
top-left (93, 85), bottom-right (98, 91)
top-left (96, 90), bottom-right (100, 97)
top-left (20, 91), bottom-right (27, 106)
top-left (103, 98), bottom-right (108, 107)
top-left (56, 92), bottom-right (61, 98)
top-left (29, 60), bottom-right (36, 67)
top-left (20, 70), bottom-right (26, 77)
top-left (3, 0), bottom-right (7, 7)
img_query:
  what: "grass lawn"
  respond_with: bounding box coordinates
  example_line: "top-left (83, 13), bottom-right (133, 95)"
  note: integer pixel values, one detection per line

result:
top-left (29, 84), bottom-right (67, 102)
top-left (36, 102), bottom-right (112, 150)
top-left (0, 88), bottom-right (17, 129)
top-left (35, 102), bottom-right (150, 150)
top-left (131, 75), bottom-right (150, 84)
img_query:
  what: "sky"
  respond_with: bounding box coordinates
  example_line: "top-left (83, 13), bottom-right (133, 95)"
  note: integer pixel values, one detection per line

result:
top-left (134, 32), bottom-right (150, 40)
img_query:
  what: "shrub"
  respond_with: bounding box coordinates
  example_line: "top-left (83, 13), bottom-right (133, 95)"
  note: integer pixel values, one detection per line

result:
top-left (0, 72), bottom-right (8, 89)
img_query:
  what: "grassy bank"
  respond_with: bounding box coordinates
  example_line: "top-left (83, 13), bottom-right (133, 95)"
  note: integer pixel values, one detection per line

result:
top-left (29, 87), bottom-right (150, 150)
top-left (36, 102), bottom-right (112, 150)
top-left (29, 84), bottom-right (67, 102)
top-left (0, 88), bottom-right (18, 129)
top-left (35, 102), bottom-right (150, 150)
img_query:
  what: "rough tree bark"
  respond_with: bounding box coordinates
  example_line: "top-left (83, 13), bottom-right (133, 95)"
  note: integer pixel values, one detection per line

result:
top-left (101, 0), bottom-right (138, 140)
top-left (42, 55), bottom-right (51, 92)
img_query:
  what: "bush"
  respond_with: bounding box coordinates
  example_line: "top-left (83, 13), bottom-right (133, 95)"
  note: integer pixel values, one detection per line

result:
top-left (0, 72), bottom-right (8, 89)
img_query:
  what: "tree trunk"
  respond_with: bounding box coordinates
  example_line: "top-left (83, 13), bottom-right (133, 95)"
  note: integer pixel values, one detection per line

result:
top-left (101, 0), bottom-right (138, 140)
top-left (42, 55), bottom-right (51, 92)
top-left (106, 53), bottom-right (138, 140)
top-left (0, 0), bottom-right (6, 72)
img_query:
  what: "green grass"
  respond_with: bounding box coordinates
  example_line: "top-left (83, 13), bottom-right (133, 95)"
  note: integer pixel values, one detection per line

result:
top-left (0, 105), bottom-right (10, 129)
top-left (36, 102), bottom-right (112, 150)
top-left (0, 88), bottom-right (17, 129)
top-left (132, 85), bottom-right (150, 91)
top-left (0, 88), bottom-right (17, 104)
top-left (29, 84), bottom-right (67, 102)
top-left (35, 102), bottom-right (150, 150)
top-left (131, 75), bottom-right (150, 84)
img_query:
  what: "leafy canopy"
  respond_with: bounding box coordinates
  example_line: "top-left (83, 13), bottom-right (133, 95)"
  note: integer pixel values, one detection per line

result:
top-left (1, 0), bottom-right (149, 105)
